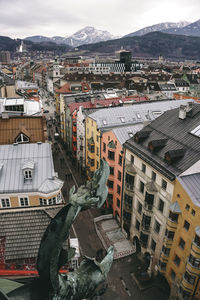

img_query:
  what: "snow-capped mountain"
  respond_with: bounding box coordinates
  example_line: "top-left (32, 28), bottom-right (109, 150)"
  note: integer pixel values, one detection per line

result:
top-left (64, 26), bottom-right (116, 47)
top-left (163, 19), bottom-right (200, 37)
top-left (125, 21), bottom-right (190, 37)
top-left (24, 27), bottom-right (117, 47)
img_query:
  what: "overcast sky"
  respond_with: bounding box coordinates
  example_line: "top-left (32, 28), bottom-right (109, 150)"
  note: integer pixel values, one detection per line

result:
top-left (0, 0), bottom-right (199, 38)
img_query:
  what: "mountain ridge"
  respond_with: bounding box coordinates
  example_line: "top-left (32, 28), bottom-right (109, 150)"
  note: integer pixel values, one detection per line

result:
top-left (24, 26), bottom-right (117, 47)
top-left (126, 19), bottom-right (200, 37)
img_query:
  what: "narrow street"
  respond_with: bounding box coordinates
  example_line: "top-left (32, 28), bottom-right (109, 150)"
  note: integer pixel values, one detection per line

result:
top-left (40, 91), bottom-right (170, 300)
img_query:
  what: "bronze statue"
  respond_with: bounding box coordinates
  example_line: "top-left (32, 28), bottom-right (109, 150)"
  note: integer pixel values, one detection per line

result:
top-left (1, 159), bottom-right (113, 300)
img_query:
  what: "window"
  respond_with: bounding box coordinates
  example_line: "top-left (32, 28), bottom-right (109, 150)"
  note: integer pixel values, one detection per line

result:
top-left (159, 261), bottom-right (167, 271)
top-left (96, 147), bottom-right (99, 156)
top-left (169, 211), bottom-right (179, 223)
top-left (118, 155), bottom-right (122, 166)
top-left (117, 198), bottom-right (120, 208)
top-left (174, 255), bottom-right (181, 267)
top-left (151, 239), bottom-right (156, 251)
top-left (161, 179), bottom-right (167, 190)
top-left (136, 219), bottom-right (140, 230)
top-left (185, 204), bottom-right (190, 211)
top-left (1, 198), bottom-right (10, 208)
top-left (152, 171), bottom-right (156, 182)
top-left (118, 171), bottom-right (122, 181)
top-left (163, 246), bottom-right (170, 257)
top-left (110, 167), bottom-right (114, 175)
top-left (184, 220), bottom-right (190, 231)
top-left (158, 198), bottom-right (164, 213)
top-left (194, 234), bottom-right (200, 247)
top-left (25, 170), bottom-right (32, 179)
top-left (140, 232), bottom-right (149, 248)
top-left (125, 173), bottom-right (134, 188)
top-left (96, 135), bottom-right (99, 142)
top-left (170, 269), bottom-right (176, 280)
top-left (103, 143), bottom-right (106, 153)
top-left (154, 220), bottom-right (161, 234)
top-left (91, 159), bottom-right (95, 167)
top-left (142, 163), bottom-right (146, 173)
top-left (124, 193), bottom-right (133, 209)
top-left (191, 209), bottom-right (196, 216)
top-left (16, 133), bottom-right (29, 143)
top-left (131, 155), bottom-right (134, 164)
top-left (20, 197), bottom-right (29, 207)
top-left (139, 181), bottom-right (145, 194)
top-left (145, 192), bottom-right (154, 209)
top-left (166, 230), bottom-right (175, 240)
top-left (107, 180), bottom-right (114, 189)
top-left (107, 193), bottom-right (113, 204)
top-left (179, 238), bottom-right (185, 250)
top-left (117, 185), bottom-right (121, 195)
top-left (184, 271), bottom-right (196, 285)
top-left (137, 201), bottom-right (142, 214)
top-left (108, 150), bottom-right (115, 160)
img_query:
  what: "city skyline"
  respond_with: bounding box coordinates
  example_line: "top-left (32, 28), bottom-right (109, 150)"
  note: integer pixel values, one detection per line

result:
top-left (0, 0), bottom-right (199, 39)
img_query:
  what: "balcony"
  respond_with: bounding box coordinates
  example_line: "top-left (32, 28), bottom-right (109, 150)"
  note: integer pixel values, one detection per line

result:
top-left (186, 259), bottom-right (200, 276)
top-left (191, 240), bottom-right (200, 257)
top-left (166, 218), bottom-right (178, 230)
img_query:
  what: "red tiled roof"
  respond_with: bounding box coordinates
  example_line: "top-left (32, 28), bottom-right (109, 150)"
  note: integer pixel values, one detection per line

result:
top-left (56, 83), bottom-right (71, 94)
top-left (67, 96), bottom-right (149, 114)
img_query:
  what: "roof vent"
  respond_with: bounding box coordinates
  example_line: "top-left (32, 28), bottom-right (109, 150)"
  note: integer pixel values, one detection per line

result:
top-left (37, 141), bottom-right (42, 145)
top-left (13, 143), bottom-right (18, 146)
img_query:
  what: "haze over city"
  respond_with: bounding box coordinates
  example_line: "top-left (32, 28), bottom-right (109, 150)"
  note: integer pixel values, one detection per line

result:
top-left (0, 0), bottom-right (199, 38)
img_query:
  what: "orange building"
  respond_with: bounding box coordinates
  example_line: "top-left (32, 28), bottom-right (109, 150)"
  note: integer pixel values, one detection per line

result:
top-left (101, 130), bottom-right (124, 219)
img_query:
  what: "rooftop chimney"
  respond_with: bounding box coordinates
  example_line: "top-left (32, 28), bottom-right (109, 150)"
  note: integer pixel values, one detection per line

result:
top-left (179, 105), bottom-right (187, 120)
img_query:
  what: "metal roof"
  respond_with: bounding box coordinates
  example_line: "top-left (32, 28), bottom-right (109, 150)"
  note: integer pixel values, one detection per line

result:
top-left (89, 99), bottom-right (195, 130)
top-left (124, 103), bottom-right (200, 181)
top-left (112, 124), bottom-right (144, 145)
top-left (178, 172), bottom-right (200, 207)
top-left (170, 201), bottom-right (181, 213)
top-left (0, 143), bottom-right (63, 194)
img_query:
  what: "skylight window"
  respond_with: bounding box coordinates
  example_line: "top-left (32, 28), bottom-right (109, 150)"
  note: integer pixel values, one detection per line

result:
top-left (128, 132), bottom-right (134, 138)
top-left (120, 117), bottom-right (125, 123)
top-left (102, 120), bottom-right (107, 125)
top-left (153, 111), bottom-right (162, 118)
top-left (190, 125), bottom-right (200, 137)
top-left (136, 113), bottom-right (141, 119)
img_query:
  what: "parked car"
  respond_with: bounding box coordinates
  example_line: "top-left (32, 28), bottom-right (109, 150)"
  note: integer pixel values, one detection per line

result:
top-left (43, 110), bottom-right (49, 113)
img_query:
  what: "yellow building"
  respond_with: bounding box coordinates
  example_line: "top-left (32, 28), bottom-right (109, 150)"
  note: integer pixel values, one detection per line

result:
top-left (0, 143), bottom-right (64, 210)
top-left (160, 162), bottom-right (200, 300)
top-left (85, 116), bottom-right (101, 178)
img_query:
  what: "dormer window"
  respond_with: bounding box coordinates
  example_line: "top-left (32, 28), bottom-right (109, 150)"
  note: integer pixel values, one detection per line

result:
top-left (25, 170), bottom-right (32, 179)
top-left (15, 133), bottom-right (29, 144)
top-left (22, 160), bottom-right (35, 181)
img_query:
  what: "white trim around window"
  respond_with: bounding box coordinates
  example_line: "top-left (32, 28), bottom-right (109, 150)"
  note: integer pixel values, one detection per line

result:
top-left (0, 198), bottom-right (11, 208)
top-left (18, 196), bottom-right (29, 207)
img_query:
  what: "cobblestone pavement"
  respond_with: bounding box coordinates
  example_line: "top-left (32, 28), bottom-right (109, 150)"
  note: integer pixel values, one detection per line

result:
top-left (43, 97), bottom-right (170, 300)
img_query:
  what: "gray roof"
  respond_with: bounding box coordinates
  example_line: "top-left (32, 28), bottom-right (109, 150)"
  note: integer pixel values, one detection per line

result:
top-left (0, 143), bottom-right (63, 194)
top-left (112, 124), bottom-right (144, 145)
top-left (0, 206), bottom-right (63, 260)
top-left (124, 103), bottom-right (200, 181)
top-left (89, 99), bottom-right (195, 130)
top-left (170, 201), bottom-right (181, 213)
top-left (178, 172), bottom-right (200, 207)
